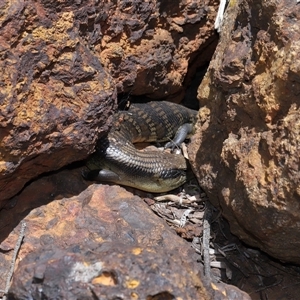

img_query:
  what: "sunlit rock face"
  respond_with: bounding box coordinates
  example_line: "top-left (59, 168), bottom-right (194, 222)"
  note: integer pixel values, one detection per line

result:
top-left (189, 0), bottom-right (300, 263)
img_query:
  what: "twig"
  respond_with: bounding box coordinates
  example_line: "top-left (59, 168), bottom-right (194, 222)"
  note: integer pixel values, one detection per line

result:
top-left (282, 281), bottom-right (300, 289)
top-left (214, 243), bottom-right (250, 278)
top-left (154, 193), bottom-right (203, 205)
top-left (154, 194), bottom-right (185, 204)
top-left (181, 142), bottom-right (189, 159)
top-left (203, 218), bottom-right (211, 279)
top-left (2, 220), bottom-right (26, 300)
top-left (191, 237), bottom-right (201, 254)
top-left (180, 208), bottom-right (194, 227)
top-left (251, 275), bottom-right (283, 294)
top-left (214, 0), bottom-right (228, 32)
top-left (254, 264), bottom-right (264, 286)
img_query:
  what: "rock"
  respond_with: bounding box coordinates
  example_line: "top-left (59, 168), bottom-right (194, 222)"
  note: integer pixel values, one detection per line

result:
top-left (189, 0), bottom-right (300, 263)
top-left (211, 282), bottom-right (251, 300)
top-left (0, 168), bottom-right (250, 300)
top-left (0, 0), bottom-right (117, 203)
top-left (0, 0), bottom-right (218, 204)
top-left (96, 0), bottom-right (218, 99)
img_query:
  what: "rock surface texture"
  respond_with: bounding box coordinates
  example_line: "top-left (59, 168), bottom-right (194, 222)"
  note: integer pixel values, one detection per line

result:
top-left (0, 1), bottom-right (117, 203)
top-left (189, 0), bottom-right (300, 263)
top-left (97, 0), bottom-right (217, 99)
top-left (0, 0), bottom-right (218, 204)
top-left (0, 169), bottom-right (250, 299)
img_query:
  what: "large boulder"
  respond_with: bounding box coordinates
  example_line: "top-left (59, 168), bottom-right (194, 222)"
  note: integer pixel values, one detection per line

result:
top-left (95, 0), bottom-right (218, 99)
top-left (0, 170), bottom-right (250, 300)
top-left (189, 0), bottom-right (300, 263)
top-left (0, 0), bottom-right (117, 203)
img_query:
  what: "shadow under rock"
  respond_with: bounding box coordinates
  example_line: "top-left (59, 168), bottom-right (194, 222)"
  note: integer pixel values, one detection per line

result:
top-left (0, 161), bottom-right (92, 244)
